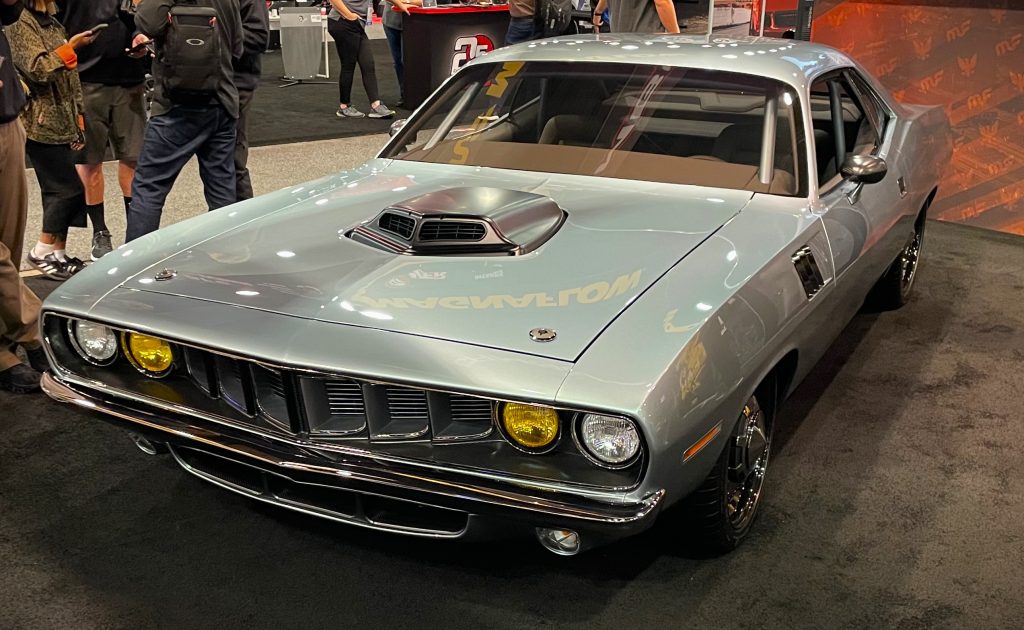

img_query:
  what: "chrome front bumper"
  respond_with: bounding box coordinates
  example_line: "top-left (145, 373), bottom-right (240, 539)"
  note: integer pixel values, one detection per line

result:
top-left (43, 373), bottom-right (664, 544)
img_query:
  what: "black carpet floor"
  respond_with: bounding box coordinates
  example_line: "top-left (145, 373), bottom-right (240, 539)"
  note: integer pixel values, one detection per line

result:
top-left (1, 221), bottom-right (1022, 629)
top-left (248, 40), bottom-right (402, 147)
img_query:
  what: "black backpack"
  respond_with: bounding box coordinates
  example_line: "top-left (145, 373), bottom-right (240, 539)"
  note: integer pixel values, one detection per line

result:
top-left (534, 0), bottom-right (573, 37)
top-left (160, 0), bottom-right (222, 103)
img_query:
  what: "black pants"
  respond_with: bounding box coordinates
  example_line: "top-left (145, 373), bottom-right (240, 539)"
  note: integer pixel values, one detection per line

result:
top-left (25, 140), bottom-right (86, 236)
top-left (235, 88), bottom-right (255, 201)
top-left (327, 18), bottom-right (379, 105)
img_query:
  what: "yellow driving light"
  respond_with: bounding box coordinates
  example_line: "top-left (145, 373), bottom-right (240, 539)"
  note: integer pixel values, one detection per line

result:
top-left (124, 333), bottom-right (174, 375)
top-left (501, 403), bottom-right (560, 451)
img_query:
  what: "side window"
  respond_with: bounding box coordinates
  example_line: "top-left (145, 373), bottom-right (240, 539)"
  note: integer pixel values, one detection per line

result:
top-left (809, 72), bottom-right (879, 189)
top-left (845, 70), bottom-right (890, 144)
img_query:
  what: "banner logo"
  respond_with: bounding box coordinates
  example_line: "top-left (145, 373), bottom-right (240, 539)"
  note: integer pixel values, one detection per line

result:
top-left (451, 35), bottom-right (495, 75)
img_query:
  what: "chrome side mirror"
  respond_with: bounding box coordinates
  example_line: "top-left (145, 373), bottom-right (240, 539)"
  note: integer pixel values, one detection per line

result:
top-left (389, 118), bottom-right (408, 138)
top-left (841, 154), bottom-right (888, 185)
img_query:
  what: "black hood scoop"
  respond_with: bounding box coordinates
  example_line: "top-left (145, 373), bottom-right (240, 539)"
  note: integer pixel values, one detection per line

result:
top-left (349, 187), bottom-right (566, 256)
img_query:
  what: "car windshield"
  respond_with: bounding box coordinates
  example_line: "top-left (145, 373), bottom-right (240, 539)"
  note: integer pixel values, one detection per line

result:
top-left (383, 61), bottom-right (805, 196)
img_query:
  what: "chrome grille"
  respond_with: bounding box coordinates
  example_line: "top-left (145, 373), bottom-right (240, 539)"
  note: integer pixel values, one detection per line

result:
top-left (370, 387), bottom-right (430, 440)
top-left (418, 220), bottom-right (486, 241)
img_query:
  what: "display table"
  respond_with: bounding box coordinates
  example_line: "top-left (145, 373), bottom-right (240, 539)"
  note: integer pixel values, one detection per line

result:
top-left (401, 5), bottom-right (510, 108)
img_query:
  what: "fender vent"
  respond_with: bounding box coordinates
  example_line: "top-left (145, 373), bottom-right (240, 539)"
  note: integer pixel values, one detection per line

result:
top-left (378, 212), bottom-right (416, 240)
top-left (792, 246), bottom-right (825, 299)
top-left (419, 220), bottom-right (486, 242)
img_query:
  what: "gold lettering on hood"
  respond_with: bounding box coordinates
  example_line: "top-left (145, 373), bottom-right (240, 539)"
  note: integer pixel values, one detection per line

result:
top-left (352, 270), bottom-right (642, 311)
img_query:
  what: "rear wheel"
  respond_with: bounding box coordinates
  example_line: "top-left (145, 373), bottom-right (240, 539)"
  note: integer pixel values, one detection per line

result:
top-left (868, 213), bottom-right (926, 310)
top-left (683, 395), bottom-right (772, 553)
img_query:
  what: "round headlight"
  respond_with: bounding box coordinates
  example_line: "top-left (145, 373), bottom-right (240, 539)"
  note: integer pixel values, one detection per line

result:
top-left (501, 402), bottom-right (560, 451)
top-left (123, 333), bottom-right (174, 376)
top-left (577, 414), bottom-right (641, 467)
top-left (69, 320), bottom-right (118, 365)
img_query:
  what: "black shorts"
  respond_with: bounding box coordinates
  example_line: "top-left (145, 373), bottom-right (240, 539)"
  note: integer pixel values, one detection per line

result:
top-left (78, 82), bottom-right (147, 165)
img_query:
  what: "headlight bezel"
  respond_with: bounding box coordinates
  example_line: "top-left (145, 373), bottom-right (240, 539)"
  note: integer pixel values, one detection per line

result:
top-left (66, 319), bottom-right (119, 366)
top-left (572, 413), bottom-right (643, 469)
top-left (121, 331), bottom-right (176, 378)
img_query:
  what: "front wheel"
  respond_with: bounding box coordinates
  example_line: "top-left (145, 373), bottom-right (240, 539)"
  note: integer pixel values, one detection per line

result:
top-left (682, 395), bottom-right (772, 553)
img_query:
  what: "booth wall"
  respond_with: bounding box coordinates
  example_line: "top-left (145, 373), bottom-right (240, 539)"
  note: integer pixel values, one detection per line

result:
top-left (812, 0), bottom-right (1024, 235)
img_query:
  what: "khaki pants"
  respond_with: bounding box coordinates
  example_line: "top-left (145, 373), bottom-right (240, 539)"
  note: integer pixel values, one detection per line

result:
top-left (0, 119), bottom-right (41, 370)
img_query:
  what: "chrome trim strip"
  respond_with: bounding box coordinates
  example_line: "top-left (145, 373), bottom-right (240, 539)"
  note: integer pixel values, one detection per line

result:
top-left (169, 446), bottom-right (468, 539)
top-left (42, 372), bottom-right (663, 522)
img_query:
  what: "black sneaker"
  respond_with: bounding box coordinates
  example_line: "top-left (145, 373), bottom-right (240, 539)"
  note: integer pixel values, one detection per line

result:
top-left (23, 346), bottom-right (49, 373)
top-left (0, 363), bottom-right (42, 394)
top-left (26, 251), bottom-right (70, 281)
top-left (64, 256), bottom-right (88, 276)
top-left (91, 230), bottom-right (113, 260)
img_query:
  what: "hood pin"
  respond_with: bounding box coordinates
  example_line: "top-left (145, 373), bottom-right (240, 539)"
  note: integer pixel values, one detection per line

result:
top-left (529, 328), bottom-right (557, 342)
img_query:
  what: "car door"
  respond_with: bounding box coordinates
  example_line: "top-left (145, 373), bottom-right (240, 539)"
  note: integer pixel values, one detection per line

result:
top-left (809, 69), bottom-right (908, 308)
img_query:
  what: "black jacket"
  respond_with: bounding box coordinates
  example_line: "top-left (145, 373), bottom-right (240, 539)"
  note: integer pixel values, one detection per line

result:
top-left (136, 0), bottom-right (243, 117)
top-left (0, 0), bottom-right (27, 123)
top-left (233, 0), bottom-right (268, 92)
top-left (55, 0), bottom-right (147, 86)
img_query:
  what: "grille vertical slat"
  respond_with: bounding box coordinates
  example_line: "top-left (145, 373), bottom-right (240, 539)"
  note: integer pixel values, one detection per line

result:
top-left (304, 378), bottom-right (367, 436)
top-left (367, 386), bottom-right (430, 440)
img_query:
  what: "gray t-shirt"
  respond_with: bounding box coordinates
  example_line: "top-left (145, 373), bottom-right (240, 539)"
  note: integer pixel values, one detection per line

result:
top-left (382, 0), bottom-right (402, 30)
top-left (328, 0), bottom-right (372, 22)
top-left (608, 0), bottom-right (664, 33)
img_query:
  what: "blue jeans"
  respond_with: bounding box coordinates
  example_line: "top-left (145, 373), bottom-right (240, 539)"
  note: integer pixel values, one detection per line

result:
top-left (383, 25), bottom-right (404, 101)
top-left (505, 17), bottom-right (536, 45)
top-left (127, 104), bottom-right (237, 241)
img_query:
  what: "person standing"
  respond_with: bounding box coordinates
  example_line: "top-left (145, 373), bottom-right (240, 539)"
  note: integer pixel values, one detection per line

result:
top-left (233, 0), bottom-right (268, 201)
top-left (381, 0), bottom-right (419, 109)
top-left (125, 0), bottom-right (243, 241)
top-left (8, 0), bottom-right (97, 280)
top-left (593, 0), bottom-right (680, 33)
top-left (0, 0), bottom-right (49, 392)
top-left (505, 0), bottom-right (536, 45)
top-left (327, 0), bottom-right (393, 119)
top-left (54, 0), bottom-right (147, 260)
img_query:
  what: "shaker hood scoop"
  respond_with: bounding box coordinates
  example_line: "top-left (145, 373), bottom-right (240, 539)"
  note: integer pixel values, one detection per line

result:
top-left (350, 187), bottom-right (567, 256)
top-left (125, 167), bottom-right (749, 361)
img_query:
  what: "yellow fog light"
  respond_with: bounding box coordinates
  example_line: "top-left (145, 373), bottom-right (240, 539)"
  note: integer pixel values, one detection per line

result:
top-left (501, 402), bottom-right (560, 451)
top-left (123, 333), bottom-right (174, 376)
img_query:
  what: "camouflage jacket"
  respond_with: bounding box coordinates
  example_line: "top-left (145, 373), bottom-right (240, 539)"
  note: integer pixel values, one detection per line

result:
top-left (7, 8), bottom-right (83, 145)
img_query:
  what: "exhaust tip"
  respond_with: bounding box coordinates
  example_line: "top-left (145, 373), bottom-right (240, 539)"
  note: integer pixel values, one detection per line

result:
top-left (128, 432), bottom-right (167, 456)
top-left (536, 527), bottom-right (581, 556)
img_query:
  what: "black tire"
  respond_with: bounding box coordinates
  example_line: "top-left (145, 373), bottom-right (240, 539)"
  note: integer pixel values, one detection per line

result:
top-left (867, 213), bottom-right (926, 311)
top-left (682, 395), bottom-right (772, 554)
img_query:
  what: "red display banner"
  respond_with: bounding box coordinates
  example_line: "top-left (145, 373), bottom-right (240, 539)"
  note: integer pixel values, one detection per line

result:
top-left (812, 1), bottom-right (1024, 235)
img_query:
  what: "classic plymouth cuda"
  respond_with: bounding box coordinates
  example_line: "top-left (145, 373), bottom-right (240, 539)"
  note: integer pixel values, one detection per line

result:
top-left (40, 36), bottom-right (950, 555)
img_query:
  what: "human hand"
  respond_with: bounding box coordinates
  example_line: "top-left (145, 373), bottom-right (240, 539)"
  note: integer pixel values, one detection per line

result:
top-left (592, 11), bottom-right (603, 27)
top-left (127, 33), bottom-right (152, 58)
top-left (71, 141), bottom-right (84, 151)
top-left (69, 30), bottom-right (99, 50)
top-left (394, 0), bottom-right (411, 14)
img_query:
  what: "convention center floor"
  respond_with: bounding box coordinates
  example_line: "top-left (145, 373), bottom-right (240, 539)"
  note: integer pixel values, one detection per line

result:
top-left (2, 214), bottom-right (1022, 628)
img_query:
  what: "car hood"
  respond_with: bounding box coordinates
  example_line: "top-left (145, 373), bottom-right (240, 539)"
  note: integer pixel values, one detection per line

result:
top-left (128, 161), bottom-right (748, 361)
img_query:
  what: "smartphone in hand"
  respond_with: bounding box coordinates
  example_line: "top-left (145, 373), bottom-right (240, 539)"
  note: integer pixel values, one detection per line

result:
top-left (89, 23), bottom-right (110, 33)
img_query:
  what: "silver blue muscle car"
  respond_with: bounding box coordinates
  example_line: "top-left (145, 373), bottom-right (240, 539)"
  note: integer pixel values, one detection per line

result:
top-left (40, 35), bottom-right (951, 555)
